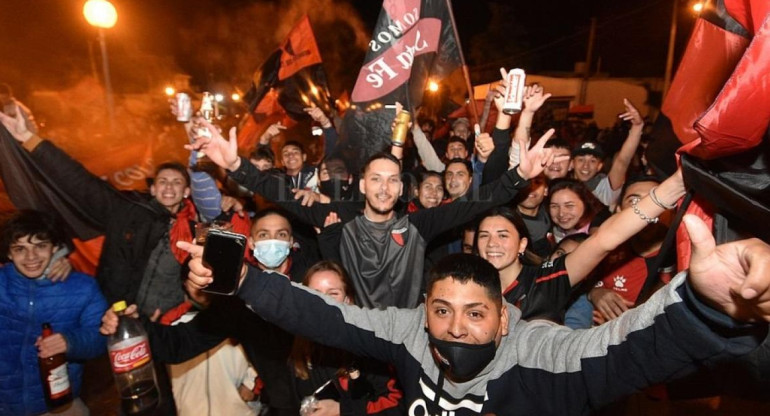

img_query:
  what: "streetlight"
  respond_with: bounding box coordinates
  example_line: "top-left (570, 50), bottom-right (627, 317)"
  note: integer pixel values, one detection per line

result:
top-left (83, 0), bottom-right (117, 129)
top-left (692, 2), bottom-right (704, 13)
top-left (663, 0), bottom-right (701, 98)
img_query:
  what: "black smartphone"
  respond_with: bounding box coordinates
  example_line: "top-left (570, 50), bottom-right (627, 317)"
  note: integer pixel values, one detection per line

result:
top-left (202, 229), bottom-right (247, 295)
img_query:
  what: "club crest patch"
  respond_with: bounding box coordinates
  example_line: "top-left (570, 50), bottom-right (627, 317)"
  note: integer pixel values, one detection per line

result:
top-left (391, 227), bottom-right (408, 246)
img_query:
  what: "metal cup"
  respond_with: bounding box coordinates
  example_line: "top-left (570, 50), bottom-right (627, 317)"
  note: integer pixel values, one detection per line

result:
top-left (502, 69), bottom-right (526, 115)
top-left (175, 93), bottom-right (192, 122)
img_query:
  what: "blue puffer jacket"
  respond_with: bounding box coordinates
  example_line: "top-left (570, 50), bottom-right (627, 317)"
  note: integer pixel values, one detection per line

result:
top-left (0, 264), bottom-right (108, 415)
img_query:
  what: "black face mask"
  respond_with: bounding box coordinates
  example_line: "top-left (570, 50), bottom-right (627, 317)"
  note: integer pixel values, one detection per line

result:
top-left (319, 178), bottom-right (352, 200)
top-left (428, 334), bottom-right (497, 381)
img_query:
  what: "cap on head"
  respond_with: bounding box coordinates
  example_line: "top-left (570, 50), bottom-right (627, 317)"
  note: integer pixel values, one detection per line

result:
top-left (572, 141), bottom-right (604, 159)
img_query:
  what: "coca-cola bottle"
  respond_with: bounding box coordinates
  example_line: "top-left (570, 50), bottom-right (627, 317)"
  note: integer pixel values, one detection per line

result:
top-left (108, 301), bottom-right (160, 415)
top-left (38, 323), bottom-right (73, 409)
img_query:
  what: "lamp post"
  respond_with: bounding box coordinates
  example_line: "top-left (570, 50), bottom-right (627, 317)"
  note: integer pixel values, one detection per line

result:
top-left (83, 0), bottom-right (117, 129)
top-left (663, 1), bottom-right (702, 98)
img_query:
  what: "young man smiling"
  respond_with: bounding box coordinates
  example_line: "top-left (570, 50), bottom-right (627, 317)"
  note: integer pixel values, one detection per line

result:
top-left (0, 211), bottom-right (106, 415)
top-left (571, 99), bottom-right (644, 209)
top-left (181, 212), bottom-right (770, 415)
top-left (1, 108), bottom-right (198, 319)
top-left (190, 120), bottom-right (559, 309)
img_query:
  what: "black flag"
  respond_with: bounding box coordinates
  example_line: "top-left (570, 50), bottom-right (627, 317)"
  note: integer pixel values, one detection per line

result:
top-left (341, 0), bottom-right (463, 172)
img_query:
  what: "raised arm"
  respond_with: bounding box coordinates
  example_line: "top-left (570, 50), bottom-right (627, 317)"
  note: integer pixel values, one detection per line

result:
top-left (412, 124), bottom-right (445, 171)
top-left (516, 269), bottom-right (766, 413)
top-left (413, 129), bottom-right (557, 241)
top-left (180, 241), bottom-right (408, 364)
top-left (509, 83), bottom-right (552, 170)
top-left (481, 126), bottom-right (512, 185)
top-left (304, 106), bottom-right (338, 157)
top-left (518, 214), bottom-right (770, 412)
top-left (189, 119), bottom-right (358, 226)
top-left (564, 169), bottom-right (685, 286)
top-left (188, 151), bottom-right (223, 222)
top-left (0, 109), bottom-right (136, 227)
top-left (480, 70), bottom-right (515, 184)
top-left (607, 99), bottom-right (644, 190)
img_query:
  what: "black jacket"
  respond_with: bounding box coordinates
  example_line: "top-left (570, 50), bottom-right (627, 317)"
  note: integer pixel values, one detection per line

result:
top-left (29, 140), bottom-right (178, 305)
top-left (144, 294), bottom-right (299, 414)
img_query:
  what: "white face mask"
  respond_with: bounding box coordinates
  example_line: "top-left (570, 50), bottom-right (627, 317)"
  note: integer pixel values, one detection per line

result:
top-left (253, 239), bottom-right (291, 269)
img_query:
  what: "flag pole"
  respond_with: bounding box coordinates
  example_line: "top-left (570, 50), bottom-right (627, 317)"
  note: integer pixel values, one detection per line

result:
top-left (445, 0), bottom-right (479, 126)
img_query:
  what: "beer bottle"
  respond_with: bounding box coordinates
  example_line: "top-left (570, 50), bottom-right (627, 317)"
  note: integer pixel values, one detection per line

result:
top-left (38, 323), bottom-right (73, 409)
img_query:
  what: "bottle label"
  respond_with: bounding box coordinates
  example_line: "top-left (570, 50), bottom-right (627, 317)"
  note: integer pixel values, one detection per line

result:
top-left (47, 363), bottom-right (71, 398)
top-left (110, 339), bottom-right (151, 373)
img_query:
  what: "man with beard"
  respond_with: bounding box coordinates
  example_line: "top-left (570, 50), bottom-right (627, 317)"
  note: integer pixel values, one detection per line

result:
top-left (189, 120), bottom-right (560, 308)
top-left (588, 176), bottom-right (675, 324)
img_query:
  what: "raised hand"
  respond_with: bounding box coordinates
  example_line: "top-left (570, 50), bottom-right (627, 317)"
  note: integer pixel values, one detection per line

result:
top-left (323, 212), bottom-right (341, 228)
top-left (685, 215), bottom-right (770, 322)
top-left (492, 68), bottom-right (509, 113)
top-left (259, 122), bottom-right (287, 145)
top-left (177, 241), bottom-right (243, 292)
top-left (522, 83), bottom-right (552, 114)
top-left (0, 105), bottom-right (33, 142)
top-left (186, 119), bottom-right (241, 171)
top-left (619, 98), bottom-right (643, 127)
top-left (304, 107), bottom-right (332, 128)
top-left (516, 128), bottom-right (557, 180)
top-left (474, 132), bottom-right (494, 162)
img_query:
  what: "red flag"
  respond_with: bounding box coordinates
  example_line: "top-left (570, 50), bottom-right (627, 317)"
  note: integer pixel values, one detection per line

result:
top-left (236, 89), bottom-right (295, 153)
top-left (240, 16), bottom-right (331, 154)
top-left (646, 1), bottom-right (770, 268)
top-left (653, 0), bottom-right (769, 163)
top-left (278, 15), bottom-right (323, 81)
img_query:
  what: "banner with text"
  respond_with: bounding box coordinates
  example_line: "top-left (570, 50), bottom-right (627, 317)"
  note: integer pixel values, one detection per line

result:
top-left (341, 0), bottom-right (463, 172)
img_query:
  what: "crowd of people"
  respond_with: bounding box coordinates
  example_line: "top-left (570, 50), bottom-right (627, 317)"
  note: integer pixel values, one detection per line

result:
top-left (1, 69), bottom-right (770, 416)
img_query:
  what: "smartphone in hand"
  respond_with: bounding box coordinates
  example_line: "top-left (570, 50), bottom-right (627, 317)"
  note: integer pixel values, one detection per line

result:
top-left (202, 229), bottom-right (247, 295)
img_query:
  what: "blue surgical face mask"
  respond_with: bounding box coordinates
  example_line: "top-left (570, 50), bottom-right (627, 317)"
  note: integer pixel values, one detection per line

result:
top-left (253, 239), bottom-right (291, 269)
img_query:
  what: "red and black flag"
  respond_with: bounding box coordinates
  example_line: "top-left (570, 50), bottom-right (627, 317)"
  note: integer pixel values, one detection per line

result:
top-left (0, 127), bottom-right (102, 241)
top-left (238, 15), bottom-right (332, 152)
top-left (340, 0), bottom-right (464, 171)
top-left (646, 0), bottom-right (770, 267)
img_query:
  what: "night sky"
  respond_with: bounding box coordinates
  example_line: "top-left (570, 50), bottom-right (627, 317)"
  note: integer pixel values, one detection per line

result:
top-left (0, 0), bottom-right (696, 98)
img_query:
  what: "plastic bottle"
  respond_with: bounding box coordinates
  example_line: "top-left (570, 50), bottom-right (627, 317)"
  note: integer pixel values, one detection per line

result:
top-left (108, 301), bottom-right (160, 415)
top-left (38, 323), bottom-right (73, 409)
